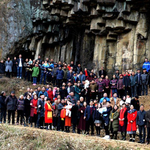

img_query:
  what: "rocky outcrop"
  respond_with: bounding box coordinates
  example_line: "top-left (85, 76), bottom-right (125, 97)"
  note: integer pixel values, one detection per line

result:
top-left (0, 0), bottom-right (32, 58)
top-left (1, 0), bottom-right (150, 75)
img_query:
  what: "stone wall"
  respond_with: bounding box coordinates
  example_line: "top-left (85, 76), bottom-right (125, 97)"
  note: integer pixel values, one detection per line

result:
top-left (0, 0), bottom-right (150, 75)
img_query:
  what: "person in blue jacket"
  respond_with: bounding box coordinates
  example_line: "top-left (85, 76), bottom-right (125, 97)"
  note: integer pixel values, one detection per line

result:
top-left (136, 104), bottom-right (146, 143)
top-left (38, 87), bottom-right (48, 98)
top-left (102, 101), bottom-right (112, 138)
top-left (99, 93), bottom-right (110, 103)
top-left (142, 58), bottom-right (150, 73)
top-left (40, 61), bottom-right (49, 85)
top-left (56, 66), bottom-right (64, 87)
top-left (84, 100), bottom-right (96, 135)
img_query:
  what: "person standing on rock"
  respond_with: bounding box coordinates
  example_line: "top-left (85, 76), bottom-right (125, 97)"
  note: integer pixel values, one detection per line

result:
top-left (5, 91), bottom-right (18, 125)
top-left (145, 104), bottom-right (150, 145)
top-left (16, 54), bottom-right (24, 79)
top-left (5, 57), bottom-right (13, 78)
top-left (0, 91), bottom-right (6, 123)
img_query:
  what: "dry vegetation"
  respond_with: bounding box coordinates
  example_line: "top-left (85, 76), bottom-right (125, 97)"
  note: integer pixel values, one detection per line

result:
top-left (0, 124), bottom-right (149, 150)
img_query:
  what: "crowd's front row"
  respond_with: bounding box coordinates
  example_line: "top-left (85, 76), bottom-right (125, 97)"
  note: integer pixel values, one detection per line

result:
top-left (0, 90), bottom-right (150, 145)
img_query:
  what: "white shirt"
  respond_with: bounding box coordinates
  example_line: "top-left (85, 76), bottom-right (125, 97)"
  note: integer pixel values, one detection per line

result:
top-left (19, 58), bottom-right (22, 67)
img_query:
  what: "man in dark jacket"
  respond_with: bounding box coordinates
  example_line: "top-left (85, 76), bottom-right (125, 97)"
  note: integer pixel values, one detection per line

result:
top-left (56, 66), bottom-right (64, 87)
top-left (0, 91), bottom-right (6, 123)
top-left (5, 91), bottom-right (18, 124)
top-left (52, 63), bottom-right (58, 86)
top-left (71, 100), bottom-right (82, 133)
top-left (136, 104), bottom-right (146, 143)
top-left (67, 69), bottom-right (73, 82)
top-left (130, 71), bottom-right (137, 97)
top-left (141, 68), bottom-right (149, 95)
top-left (57, 99), bottom-right (65, 131)
top-left (60, 86), bottom-right (67, 99)
top-left (131, 96), bottom-right (140, 111)
top-left (79, 71), bottom-right (86, 84)
top-left (145, 105), bottom-right (150, 144)
top-left (37, 95), bottom-right (45, 128)
top-left (99, 67), bottom-right (107, 78)
top-left (123, 71), bottom-right (131, 96)
top-left (84, 100), bottom-right (96, 135)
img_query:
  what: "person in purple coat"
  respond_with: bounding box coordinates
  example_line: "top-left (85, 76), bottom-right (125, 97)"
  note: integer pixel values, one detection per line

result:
top-left (117, 74), bottom-right (124, 99)
top-left (17, 95), bottom-right (25, 125)
top-left (104, 75), bottom-right (110, 97)
top-left (97, 77), bottom-right (105, 100)
top-left (110, 75), bottom-right (118, 96)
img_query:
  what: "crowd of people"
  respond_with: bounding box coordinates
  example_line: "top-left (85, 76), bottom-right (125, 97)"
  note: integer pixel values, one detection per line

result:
top-left (0, 55), bottom-right (150, 144)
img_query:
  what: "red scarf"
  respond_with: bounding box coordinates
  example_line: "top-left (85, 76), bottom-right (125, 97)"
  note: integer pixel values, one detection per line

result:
top-left (85, 70), bottom-right (88, 77)
top-left (119, 107), bottom-right (127, 126)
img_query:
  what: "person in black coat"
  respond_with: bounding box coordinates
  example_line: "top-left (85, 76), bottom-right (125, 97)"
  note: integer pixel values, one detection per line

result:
top-left (57, 99), bottom-right (66, 131)
top-left (71, 100), bottom-right (82, 133)
top-left (99, 67), bottom-right (107, 78)
top-left (136, 104), bottom-right (146, 143)
top-left (93, 103), bottom-right (103, 136)
top-left (84, 100), bottom-right (96, 135)
top-left (131, 96), bottom-right (140, 111)
top-left (5, 91), bottom-right (18, 124)
top-left (37, 95), bottom-right (45, 128)
top-left (12, 57), bottom-right (17, 77)
top-left (60, 86), bottom-right (67, 99)
top-left (0, 91), bottom-right (6, 123)
top-left (0, 60), bottom-right (5, 77)
top-left (24, 94), bottom-right (31, 126)
top-left (123, 71), bottom-right (131, 96)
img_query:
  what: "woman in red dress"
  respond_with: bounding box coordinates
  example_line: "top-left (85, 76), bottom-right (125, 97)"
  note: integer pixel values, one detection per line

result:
top-left (45, 98), bottom-right (53, 130)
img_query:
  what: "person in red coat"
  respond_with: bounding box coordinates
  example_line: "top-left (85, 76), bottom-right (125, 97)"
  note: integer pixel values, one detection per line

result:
top-left (45, 98), bottom-right (53, 130)
top-left (47, 87), bottom-right (54, 102)
top-left (127, 105), bottom-right (137, 142)
top-left (30, 94), bottom-right (38, 127)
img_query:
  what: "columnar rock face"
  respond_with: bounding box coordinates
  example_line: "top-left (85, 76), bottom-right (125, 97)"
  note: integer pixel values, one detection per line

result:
top-left (0, 0), bottom-right (150, 75)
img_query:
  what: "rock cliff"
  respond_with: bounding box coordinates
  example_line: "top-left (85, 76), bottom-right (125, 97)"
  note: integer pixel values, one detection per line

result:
top-left (0, 0), bottom-right (150, 75)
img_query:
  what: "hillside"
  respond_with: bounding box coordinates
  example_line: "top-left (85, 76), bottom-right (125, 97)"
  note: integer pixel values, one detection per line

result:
top-left (0, 124), bottom-right (149, 150)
